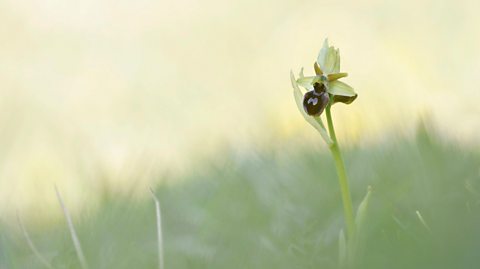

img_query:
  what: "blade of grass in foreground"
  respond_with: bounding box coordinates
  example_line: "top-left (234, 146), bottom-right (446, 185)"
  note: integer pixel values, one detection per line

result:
top-left (415, 210), bottom-right (432, 233)
top-left (16, 212), bottom-right (54, 269)
top-left (55, 186), bottom-right (89, 269)
top-left (150, 188), bottom-right (165, 269)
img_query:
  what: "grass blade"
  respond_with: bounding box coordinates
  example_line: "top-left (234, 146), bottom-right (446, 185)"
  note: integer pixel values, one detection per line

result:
top-left (54, 186), bottom-right (89, 269)
top-left (415, 210), bottom-right (431, 233)
top-left (16, 212), bottom-right (54, 269)
top-left (150, 188), bottom-right (165, 269)
top-left (355, 185), bottom-right (372, 234)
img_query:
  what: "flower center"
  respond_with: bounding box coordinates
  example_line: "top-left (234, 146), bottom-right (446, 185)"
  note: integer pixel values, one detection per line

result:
top-left (313, 82), bottom-right (326, 94)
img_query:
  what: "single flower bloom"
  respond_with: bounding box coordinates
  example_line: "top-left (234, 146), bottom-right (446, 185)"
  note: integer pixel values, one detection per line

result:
top-left (296, 39), bottom-right (357, 116)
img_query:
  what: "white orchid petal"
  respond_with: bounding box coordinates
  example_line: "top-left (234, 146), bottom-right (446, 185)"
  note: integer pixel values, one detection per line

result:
top-left (317, 39), bottom-right (343, 74)
top-left (327, 80), bottom-right (356, 97)
top-left (323, 47), bottom-right (337, 74)
top-left (299, 67), bottom-right (305, 78)
top-left (316, 39), bottom-right (329, 72)
top-left (296, 76), bottom-right (319, 90)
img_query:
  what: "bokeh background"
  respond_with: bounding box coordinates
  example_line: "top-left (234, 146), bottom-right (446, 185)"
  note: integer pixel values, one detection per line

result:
top-left (0, 0), bottom-right (480, 268)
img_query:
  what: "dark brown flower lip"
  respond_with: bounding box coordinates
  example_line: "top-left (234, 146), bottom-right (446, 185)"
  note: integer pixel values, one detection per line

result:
top-left (303, 90), bottom-right (330, 116)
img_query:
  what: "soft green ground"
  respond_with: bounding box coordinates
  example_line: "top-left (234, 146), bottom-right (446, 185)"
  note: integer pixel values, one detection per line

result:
top-left (1, 126), bottom-right (480, 269)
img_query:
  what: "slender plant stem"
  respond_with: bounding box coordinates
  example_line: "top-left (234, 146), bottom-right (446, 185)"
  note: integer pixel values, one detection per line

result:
top-left (325, 104), bottom-right (355, 239)
top-left (17, 213), bottom-right (54, 269)
top-left (150, 188), bottom-right (165, 269)
top-left (55, 186), bottom-right (89, 269)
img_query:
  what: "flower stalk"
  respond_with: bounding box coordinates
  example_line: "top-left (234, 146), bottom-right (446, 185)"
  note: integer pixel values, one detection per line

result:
top-left (325, 103), bottom-right (355, 240)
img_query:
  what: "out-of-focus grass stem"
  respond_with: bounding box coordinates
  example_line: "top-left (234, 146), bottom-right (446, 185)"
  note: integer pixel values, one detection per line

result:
top-left (16, 212), bottom-right (54, 269)
top-left (150, 188), bottom-right (165, 269)
top-left (54, 186), bottom-right (89, 269)
top-left (415, 210), bottom-right (431, 233)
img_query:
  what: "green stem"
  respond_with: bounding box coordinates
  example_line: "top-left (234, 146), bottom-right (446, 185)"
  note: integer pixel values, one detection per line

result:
top-left (325, 104), bottom-right (355, 240)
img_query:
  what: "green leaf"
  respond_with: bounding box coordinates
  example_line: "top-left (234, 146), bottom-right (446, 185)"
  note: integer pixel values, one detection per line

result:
top-left (355, 186), bottom-right (372, 234)
top-left (317, 39), bottom-right (329, 72)
top-left (327, 81), bottom-right (356, 97)
top-left (291, 71), bottom-right (333, 145)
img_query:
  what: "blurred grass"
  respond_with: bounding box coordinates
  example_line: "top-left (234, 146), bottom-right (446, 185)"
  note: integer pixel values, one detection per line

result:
top-left (2, 0), bottom-right (480, 267)
top-left (2, 0), bottom-right (480, 215)
top-left (1, 123), bottom-right (479, 269)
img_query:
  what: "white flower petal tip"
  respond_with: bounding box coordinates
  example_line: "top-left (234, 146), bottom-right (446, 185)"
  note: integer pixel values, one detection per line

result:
top-left (317, 38), bottom-right (341, 75)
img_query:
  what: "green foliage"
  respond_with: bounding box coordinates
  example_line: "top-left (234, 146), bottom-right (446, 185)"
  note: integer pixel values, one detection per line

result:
top-left (1, 128), bottom-right (480, 269)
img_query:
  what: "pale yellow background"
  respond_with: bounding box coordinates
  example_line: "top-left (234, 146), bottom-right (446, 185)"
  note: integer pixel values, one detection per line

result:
top-left (1, 0), bottom-right (479, 218)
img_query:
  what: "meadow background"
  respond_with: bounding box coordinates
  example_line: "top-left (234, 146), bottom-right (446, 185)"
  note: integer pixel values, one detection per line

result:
top-left (0, 0), bottom-right (480, 268)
